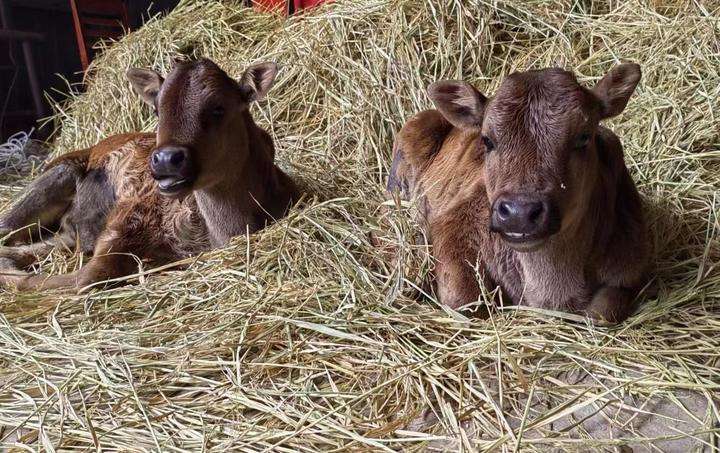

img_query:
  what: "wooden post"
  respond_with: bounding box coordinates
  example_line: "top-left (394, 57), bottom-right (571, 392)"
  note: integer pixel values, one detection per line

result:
top-left (0, 0), bottom-right (45, 119)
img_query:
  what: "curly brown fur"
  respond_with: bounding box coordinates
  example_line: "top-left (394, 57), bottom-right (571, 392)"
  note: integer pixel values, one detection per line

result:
top-left (0, 58), bottom-right (298, 291)
top-left (389, 64), bottom-right (649, 324)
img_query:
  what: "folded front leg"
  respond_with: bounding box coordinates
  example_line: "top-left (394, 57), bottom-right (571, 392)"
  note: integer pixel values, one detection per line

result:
top-left (14, 208), bottom-right (150, 292)
top-left (429, 213), bottom-right (493, 311)
top-left (15, 251), bottom-right (139, 292)
top-left (585, 286), bottom-right (638, 325)
top-left (0, 233), bottom-right (76, 287)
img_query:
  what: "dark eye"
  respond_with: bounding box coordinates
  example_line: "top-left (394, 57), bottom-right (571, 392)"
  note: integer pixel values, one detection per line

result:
top-left (575, 133), bottom-right (591, 150)
top-left (211, 106), bottom-right (225, 119)
top-left (482, 136), bottom-right (495, 152)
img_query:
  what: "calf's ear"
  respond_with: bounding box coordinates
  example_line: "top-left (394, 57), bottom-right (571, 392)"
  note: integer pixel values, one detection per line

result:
top-left (593, 63), bottom-right (641, 119)
top-left (240, 62), bottom-right (279, 102)
top-left (427, 81), bottom-right (486, 129)
top-left (126, 68), bottom-right (164, 107)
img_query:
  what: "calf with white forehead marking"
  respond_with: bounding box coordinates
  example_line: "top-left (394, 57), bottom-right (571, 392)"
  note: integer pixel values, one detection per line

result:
top-left (0, 58), bottom-right (298, 291)
top-left (389, 64), bottom-right (650, 323)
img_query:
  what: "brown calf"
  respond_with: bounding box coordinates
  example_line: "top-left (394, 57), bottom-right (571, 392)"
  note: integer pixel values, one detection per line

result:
top-left (0, 58), bottom-right (298, 291)
top-left (388, 64), bottom-right (649, 323)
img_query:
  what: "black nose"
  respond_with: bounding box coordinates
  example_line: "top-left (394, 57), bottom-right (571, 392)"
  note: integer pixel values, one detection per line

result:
top-left (491, 194), bottom-right (557, 237)
top-left (150, 146), bottom-right (190, 176)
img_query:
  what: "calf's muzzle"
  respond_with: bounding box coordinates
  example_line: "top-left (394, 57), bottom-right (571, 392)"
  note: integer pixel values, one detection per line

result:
top-left (150, 145), bottom-right (195, 196)
top-left (490, 193), bottom-right (560, 247)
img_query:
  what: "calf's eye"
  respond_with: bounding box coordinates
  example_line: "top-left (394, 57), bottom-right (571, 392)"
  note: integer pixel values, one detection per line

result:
top-left (575, 133), bottom-right (591, 150)
top-left (482, 136), bottom-right (495, 152)
top-left (211, 106), bottom-right (225, 119)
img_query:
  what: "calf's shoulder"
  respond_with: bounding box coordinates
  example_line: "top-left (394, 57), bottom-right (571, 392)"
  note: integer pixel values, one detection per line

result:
top-left (593, 126), bottom-right (650, 290)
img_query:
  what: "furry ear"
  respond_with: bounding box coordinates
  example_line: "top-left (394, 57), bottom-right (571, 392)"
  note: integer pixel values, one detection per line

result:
top-left (427, 80), bottom-right (487, 129)
top-left (239, 62), bottom-right (279, 102)
top-left (593, 63), bottom-right (641, 119)
top-left (126, 68), bottom-right (164, 107)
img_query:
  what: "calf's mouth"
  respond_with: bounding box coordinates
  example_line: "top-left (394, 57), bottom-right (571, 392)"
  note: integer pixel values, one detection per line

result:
top-left (499, 231), bottom-right (549, 252)
top-left (489, 193), bottom-right (561, 252)
top-left (155, 175), bottom-right (194, 197)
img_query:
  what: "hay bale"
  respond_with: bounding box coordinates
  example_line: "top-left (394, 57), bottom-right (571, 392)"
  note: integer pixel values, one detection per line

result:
top-left (1, 0), bottom-right (718, 450)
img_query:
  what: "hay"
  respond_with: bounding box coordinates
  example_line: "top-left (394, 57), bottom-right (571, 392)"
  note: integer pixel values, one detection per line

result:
top-left (1, 0), bottom-right (719, 450)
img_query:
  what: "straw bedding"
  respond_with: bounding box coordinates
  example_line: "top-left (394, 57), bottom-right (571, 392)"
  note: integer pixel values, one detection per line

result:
top-left (1, 0), bottom-right (719, 450)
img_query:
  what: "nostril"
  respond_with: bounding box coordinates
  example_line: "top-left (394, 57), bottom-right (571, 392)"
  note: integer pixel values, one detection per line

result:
top-left (528, 203), bottom-right (544, 223)
top-left (498, 201), bottom-right (512, 220)
top-left (151, 153), bottom-right (160, 166)
top-left (169, 151), bottom-right (185, 167)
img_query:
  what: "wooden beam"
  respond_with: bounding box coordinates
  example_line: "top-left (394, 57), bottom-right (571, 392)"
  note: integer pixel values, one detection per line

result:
top-left (0, 28), bottom-right (44, 41)
top-left (0, 0), bottom-right (46, 118)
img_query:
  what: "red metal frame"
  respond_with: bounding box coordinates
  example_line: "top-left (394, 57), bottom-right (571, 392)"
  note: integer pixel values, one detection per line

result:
top-left (69, 0), bottom-right (330, 70)
top-left (293, 0), bottom-right (328, 10)
top-left (252, 0), bottom-right (330, 14)
top-left (70, 0), bottom-right (129, 70)
top-left (252, 0), bottom-right (287, 14)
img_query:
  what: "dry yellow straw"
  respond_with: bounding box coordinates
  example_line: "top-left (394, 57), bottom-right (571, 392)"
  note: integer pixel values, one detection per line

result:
top-left (0, 0), bottom-right (718, 450)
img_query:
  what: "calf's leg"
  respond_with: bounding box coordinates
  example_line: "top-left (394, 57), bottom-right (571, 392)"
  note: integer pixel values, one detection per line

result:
top-left (15, 252), bottom-right (138, 292)
top-left (14, 197), bottom-right (171, 292)
top-left (434, 252), bottom-right (482, 310)
top-left (585, 286), bottom-right (638, 325)
top-left (15, 216), bottom-right (143, 292)
top-left (0, 163), bottom-right (84, 245)
top-left (429, 211), bottom-right (496, 312)
top-left (0, 233), bottom-right (75, 287)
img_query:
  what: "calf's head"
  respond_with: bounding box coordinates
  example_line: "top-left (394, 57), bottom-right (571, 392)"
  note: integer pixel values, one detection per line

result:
top-left (428, 64), bottom-right (641, 252)
top-left (127, 58), bottom-right (278, 197)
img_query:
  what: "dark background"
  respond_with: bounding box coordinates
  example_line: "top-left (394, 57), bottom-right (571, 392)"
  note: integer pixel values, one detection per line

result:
top-left (0, 0), bottom-right (180, 142)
